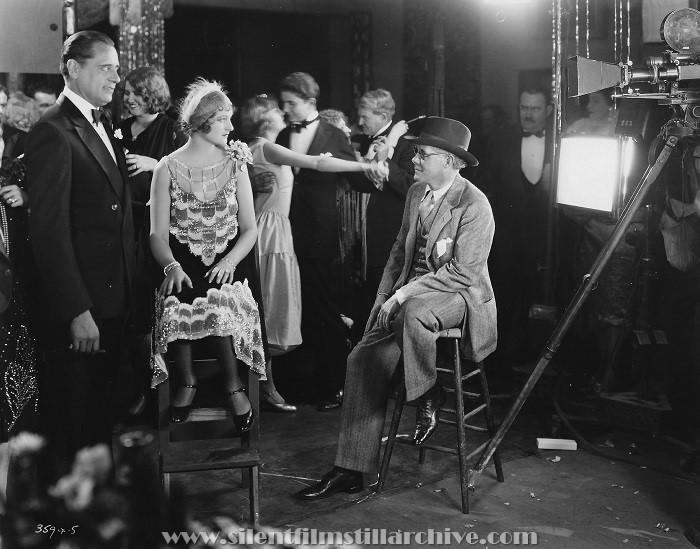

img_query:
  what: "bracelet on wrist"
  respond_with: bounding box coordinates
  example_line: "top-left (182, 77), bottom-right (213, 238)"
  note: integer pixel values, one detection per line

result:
top-left (164, 261), bottom-right (181, 276)
top-left (220, 258), bottom-right (235, 270)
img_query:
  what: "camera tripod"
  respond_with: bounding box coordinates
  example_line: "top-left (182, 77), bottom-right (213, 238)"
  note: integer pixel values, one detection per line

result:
top-left (468, 130), bottom-right (681, 490)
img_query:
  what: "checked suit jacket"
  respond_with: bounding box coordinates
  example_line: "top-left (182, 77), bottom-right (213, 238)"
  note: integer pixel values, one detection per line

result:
top-left (375, 175), bottom-right (497, 362)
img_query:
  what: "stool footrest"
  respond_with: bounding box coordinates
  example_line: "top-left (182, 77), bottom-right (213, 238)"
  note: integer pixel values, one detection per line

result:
top-left (463, 404), bottom-right (486, 420)
top-left (437, 368), bottom-right (479, 381)
top-left (163, 441), bottom-right (260, 473)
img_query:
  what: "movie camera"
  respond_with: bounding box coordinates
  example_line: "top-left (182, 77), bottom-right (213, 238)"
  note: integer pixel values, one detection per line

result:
top-left (568, 7), bottom-right (700, 138)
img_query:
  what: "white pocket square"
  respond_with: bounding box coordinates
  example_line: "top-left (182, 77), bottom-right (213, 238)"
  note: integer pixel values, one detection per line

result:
top-left (436, 237), bottom-right (453, 258)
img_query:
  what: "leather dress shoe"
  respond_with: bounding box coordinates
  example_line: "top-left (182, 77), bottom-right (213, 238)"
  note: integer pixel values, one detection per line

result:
top-left (413, 384), bottom-right (447, 446)
top-left (317, 390), bottom-right (343, 412)
top-left (295, 468), bottom-right (363, 500)
top-left (261, 391), bottom-right (297, 413)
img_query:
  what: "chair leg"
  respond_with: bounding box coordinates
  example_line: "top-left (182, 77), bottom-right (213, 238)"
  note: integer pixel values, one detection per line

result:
top-left (163, 471), bottom-right (171, 500)
top-left (377, 383), bottom-right (407, 493)
top-left (453, 339), bottom-right (470, 514)
top-left (478, 361), bottom-right (504, 483)
top-left (249, 465), bottom-right (259, 526)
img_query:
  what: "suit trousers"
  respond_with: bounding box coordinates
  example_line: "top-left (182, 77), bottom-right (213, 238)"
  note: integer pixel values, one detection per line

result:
top-left (298, 257), bottom-right (351, 399)
top-left (38, 316), bottom-right (126, 478)
top-left (334, 291), bottom-right (466, 473)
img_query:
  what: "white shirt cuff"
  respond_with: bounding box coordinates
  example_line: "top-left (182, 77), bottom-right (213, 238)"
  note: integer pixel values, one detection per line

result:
top-left (394, 288), bottom-right (406, 305)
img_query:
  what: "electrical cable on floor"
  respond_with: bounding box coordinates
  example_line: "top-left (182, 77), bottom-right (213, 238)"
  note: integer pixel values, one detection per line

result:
top-left (551, 380), bottom-right (700, 485)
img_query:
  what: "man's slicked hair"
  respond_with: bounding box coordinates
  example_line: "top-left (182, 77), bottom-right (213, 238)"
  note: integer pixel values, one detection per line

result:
top-left (60, 31), bottom-right (115, 78)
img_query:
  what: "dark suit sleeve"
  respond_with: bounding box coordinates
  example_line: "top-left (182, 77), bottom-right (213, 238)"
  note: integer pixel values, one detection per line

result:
top-left (384, 136), bottom-right (415, 199)
top-left (332, 129), bottom-right (376, 193)
top-left (26, 121), bottom-right (94, 321)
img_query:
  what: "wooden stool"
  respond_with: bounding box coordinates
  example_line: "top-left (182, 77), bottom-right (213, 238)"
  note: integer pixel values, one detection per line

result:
top-left (377, 328), bottom-right (504, 513)
top-left (157, 359), bottom-right (260, 525)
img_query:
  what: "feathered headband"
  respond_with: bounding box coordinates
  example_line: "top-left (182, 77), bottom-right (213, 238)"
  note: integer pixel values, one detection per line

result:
top-left (180, 78), bottom-right (227, 125)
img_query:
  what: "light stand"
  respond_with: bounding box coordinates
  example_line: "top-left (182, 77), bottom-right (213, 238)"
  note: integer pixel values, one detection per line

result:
top-left (468, 131), bottom-right (680, 489)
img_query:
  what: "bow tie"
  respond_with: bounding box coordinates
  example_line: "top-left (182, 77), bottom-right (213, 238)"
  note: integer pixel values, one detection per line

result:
top-left (289, 116), bottom-right (318, 133)
top-left (91, 108), bottom-right (110, 127)
top-left (522, 129), bottom-right (545, 138)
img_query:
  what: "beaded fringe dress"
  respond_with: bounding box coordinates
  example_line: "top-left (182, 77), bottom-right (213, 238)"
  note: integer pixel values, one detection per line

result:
top-left (151, 143), bottom-right (266, 387)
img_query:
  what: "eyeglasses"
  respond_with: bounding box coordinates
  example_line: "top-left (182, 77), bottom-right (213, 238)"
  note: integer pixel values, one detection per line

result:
top-left (413, 146), bottom-right (446, 161)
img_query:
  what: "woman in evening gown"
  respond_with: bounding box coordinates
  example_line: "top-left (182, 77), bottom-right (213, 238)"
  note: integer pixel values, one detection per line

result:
top-left (150, 79), bottom-right (265, 430)
top-left (240, 94), bottom-right (385, 412)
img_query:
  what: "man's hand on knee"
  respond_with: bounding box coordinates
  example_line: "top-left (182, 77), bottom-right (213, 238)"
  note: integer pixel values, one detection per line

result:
top-left (377, 295), bottom-right (400, 332)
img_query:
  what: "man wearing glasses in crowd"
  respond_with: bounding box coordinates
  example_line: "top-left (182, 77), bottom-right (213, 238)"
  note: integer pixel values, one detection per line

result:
top-left (295, 117), bottom-right (497, 499)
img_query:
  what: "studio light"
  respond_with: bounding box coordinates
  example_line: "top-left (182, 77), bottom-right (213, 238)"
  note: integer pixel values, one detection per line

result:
top-left (556, 135), bottom-right (636, 216)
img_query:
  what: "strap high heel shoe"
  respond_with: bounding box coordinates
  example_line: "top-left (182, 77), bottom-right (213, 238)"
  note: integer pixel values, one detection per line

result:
top-left (169, 384), bottom-right (197, 423)
top-left (227, 387), bottom-right (254, 433)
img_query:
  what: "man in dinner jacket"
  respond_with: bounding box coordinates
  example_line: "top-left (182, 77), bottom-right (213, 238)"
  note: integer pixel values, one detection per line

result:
top-left (25, 30), bottom-right (134, 476)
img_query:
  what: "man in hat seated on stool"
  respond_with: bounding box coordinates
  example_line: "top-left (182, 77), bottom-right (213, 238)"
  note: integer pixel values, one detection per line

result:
top-left (295, 117), bottom-right (497, 499)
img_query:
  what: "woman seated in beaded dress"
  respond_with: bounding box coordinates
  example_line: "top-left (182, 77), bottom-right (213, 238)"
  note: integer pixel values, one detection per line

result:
top-left (149, 78), bottom-right (265, 431)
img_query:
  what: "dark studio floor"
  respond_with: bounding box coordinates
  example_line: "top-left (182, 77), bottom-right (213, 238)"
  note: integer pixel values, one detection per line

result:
top-left (132, 352), bottom-right (700, 549)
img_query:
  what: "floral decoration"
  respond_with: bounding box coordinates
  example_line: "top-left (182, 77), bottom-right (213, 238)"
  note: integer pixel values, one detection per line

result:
top-left (0, 153), bottom-right (26, 188)
top-left (225, 140), bottom-right (253, 171)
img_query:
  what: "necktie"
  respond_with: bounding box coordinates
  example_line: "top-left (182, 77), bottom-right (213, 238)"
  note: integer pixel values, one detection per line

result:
top-left (522, 129), bottom-right (545, 138)
top-left (289, 116), bottom-right (318, 133)
top-left (0, 125), bottom-right (4, 160)
top-left (419, 190), bottom-right (435, 225)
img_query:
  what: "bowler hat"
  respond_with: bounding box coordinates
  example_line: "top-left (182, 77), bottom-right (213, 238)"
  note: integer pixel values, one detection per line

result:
top-left (404, 116), bottom-right (478, 166)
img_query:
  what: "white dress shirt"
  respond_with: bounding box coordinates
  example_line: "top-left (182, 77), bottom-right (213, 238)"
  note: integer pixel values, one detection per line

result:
top-left (63, 86), bottom-right (117, 164)
top-left (521, 133), bottom-right (545, 184)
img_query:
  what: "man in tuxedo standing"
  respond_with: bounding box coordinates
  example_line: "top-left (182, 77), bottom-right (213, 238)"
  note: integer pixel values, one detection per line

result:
top-left (352, 89), bottom-right (415, 321)
top-left (295, 117), bottom-right (496, 499)
top-left (25, 31), bottom-right (134, 475)
top-left (277, 72), bottom-right (378, 411)
top-left (482, 82), bottom-right (552, 372)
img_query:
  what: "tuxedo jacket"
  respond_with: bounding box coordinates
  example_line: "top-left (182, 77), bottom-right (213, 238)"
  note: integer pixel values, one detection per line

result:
top-left (1, 124), bottom-right (27, 160)
top-left (25, 94), bottom-right (134, 323)
top-left (377, 175), bottom-right (497, 362)
top-left (278, 120), bottom-right (374, 259)
top-left (353, 124), bottom-right (415, 268)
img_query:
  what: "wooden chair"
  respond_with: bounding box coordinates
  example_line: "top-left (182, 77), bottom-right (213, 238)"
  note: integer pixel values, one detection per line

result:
top-left (157, 357), bottom-right (260, 525)
top-left (377, 328), bottom-right (504, 514)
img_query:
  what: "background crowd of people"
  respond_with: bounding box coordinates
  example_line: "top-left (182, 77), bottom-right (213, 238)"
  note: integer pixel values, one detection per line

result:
top-left (1, 24), bottom-right (700, 504)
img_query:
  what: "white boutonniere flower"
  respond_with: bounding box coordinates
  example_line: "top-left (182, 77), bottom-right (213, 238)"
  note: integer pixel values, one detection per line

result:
top-left (320, 152), bottom-right (333, 157)
top-left (113, 129), bottom-right (123, 140)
